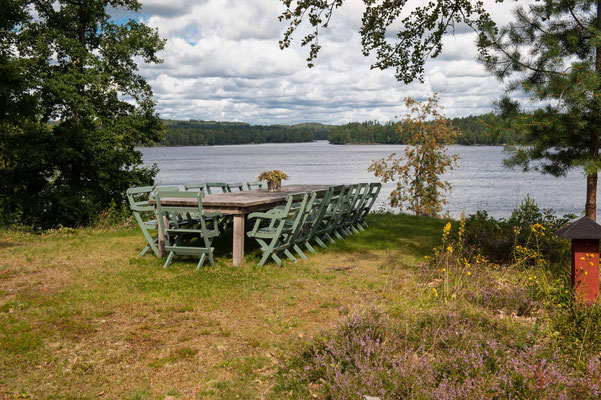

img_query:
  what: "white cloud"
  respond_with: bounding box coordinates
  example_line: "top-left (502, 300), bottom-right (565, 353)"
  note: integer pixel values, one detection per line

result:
top-left (129, 0), bottom-right (535, 124)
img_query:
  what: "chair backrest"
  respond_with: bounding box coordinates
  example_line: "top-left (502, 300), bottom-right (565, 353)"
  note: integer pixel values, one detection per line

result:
top-left (342, 184), bottom-right (359, 211)
top-left (335, 184), bottom-right (360, 226)
top-left (205, 182), bottom-right (229, 194)
top-left (247, 181), bottom-right (263, 190)
top-left (359, 183), bottom-right (382, 218)
top-left (184, 183), bottom-right (206, 192)
top-left (289, 191), bottom-right (320, 243)
top-left (149, 185), bottom-right (181, 201)
top-left (227, 182), bottom-right (244, 192)
top-left (156, 190), bottom-right (206, 235)
top-left (279, 193), bottom-right (309, 237)
top-left (325, 185), bottom-right (345, 217)
top-left (350, 183), bottom-right (370, 215)
top-left (305, 187), bottom-right (335, 239)
top-left (126, 186), bottom-right (154, 212)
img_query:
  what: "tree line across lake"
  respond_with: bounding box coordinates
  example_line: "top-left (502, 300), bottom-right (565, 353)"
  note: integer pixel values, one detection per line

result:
top-left (159, 114), bottom-right (519, 147)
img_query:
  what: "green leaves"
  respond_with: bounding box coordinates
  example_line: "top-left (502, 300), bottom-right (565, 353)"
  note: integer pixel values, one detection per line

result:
top-left (0, 0), bottom-right (165, 228)
top-left (478, 0), bottom-right (601, 218)
top-left (278, 0), bottom-right (497, 83)
top-left (368, 95), bottom-right (460, 217)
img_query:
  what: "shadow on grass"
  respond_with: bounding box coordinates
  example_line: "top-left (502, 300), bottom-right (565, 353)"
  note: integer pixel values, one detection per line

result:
top-left (327, 213), bottom-right (446, 258)
top-left (125, 213), bottom-right (446, 276)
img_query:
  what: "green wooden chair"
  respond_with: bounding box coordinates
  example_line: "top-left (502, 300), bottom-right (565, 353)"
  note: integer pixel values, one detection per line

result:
top-left (300, 187), bottom-right (334, 255)
top-left (205, 182), bottom-right (228, 194)
top-left (356, 183), bottom-right (382, 230)
top-left (150, 185), bottom-right (192, 225)
top-left (247, 193), bottom-right (308, 266)
top-left (288, 191), bottom-right (319, 260)
top-left (156, 190), bottom-right (222, 269)
top-left (184, 183), bottom-right (206, 192)
top-left (247, 181), bottom-right (263, 190)
top-left (313, 185), bottom-right (346, 246)
top-left (332, 184), bottom-right (361, 239)
top-left (344, 183), bottom-right (370, 234)
top-left (126, 186), bottom-right (160, 257)
top-left (227, 183), bottom-right (244, 192)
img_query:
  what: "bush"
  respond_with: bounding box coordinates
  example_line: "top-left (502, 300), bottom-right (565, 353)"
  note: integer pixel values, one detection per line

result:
top-left (461, 196), bottom-right (573, 267)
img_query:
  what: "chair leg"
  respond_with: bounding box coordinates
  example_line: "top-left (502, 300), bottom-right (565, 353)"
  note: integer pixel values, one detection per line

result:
top-left (350, 226), bottom-right (360, 234)
top-left (258, 251), bottom-right (272, 267)
top-left (304, 241), bottom-right (317, 254)
top-left (256, 238), bottom-right (280, 267)
top-left (325, 233), bottom-right (336, 244)
top-left (284, 249), bottom-right (297, 262)
top-left (163, 252), bottom-right (175, 268)
top-left (200, 236), bottom-right (215, 269)
top-left (270, 252), bottom-right (283, 266)
top-left (196, 253), bottom-right (207, 270)
top-left (356, 223), bottom-right (365, 232)
top-left (334, 230), bottom-right (344, 240)
top-left (139, 244), bottom-right (151, 257)
top-left (293, 244), bottom-right (308, 259)
top-left (140, 227), bottom-right (160, 257)
top-left (208, 248), bottom-right (215, 266)
top-left (314, 236), bottom-right (328, 249)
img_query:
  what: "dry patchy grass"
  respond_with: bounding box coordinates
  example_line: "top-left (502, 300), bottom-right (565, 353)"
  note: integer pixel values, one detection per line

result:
top-left (0, 214), bottom-right (443, 399)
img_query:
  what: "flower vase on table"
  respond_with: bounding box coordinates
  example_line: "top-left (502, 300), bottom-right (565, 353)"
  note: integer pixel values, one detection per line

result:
top-left (257, 170), bottom-right (289, 192)
top-left (267, 181), bottom-right (281, 192)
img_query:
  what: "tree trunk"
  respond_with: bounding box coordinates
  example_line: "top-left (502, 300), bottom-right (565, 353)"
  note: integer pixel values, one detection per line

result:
top-left (587, 173), bottom-right (597, 221)
top-left (589, 0), bottom-right (601, 221)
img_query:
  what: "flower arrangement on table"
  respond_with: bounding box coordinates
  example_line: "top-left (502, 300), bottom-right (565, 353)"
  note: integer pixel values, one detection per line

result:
top-left (257, 170), bottom-right (289, 192)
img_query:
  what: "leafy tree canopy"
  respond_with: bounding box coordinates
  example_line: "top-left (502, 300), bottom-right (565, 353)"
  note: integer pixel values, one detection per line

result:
top-left (278, 0), bottom-right (497, 83)
top-left (369, 95), bottom-right (460, 216)
top-left (0, 0), bottom-right (165, 228)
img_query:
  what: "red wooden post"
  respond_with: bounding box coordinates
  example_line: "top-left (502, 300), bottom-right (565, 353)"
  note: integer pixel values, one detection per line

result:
top-left (571, 239), bottom-right (600, 304)
top-left (556, 217), bottom-right (601, 305)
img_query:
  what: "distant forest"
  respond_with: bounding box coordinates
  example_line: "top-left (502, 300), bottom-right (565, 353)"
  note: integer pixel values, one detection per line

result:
top-left (328, 114), bottom-right (519, 145)
top-left (160, 120), bottom-right (331, 146)
top-left (158, 114), bottom-right (518, 147)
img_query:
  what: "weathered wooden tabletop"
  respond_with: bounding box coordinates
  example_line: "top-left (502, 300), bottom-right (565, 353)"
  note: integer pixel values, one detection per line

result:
top-left (153, 184), bottom-right (331, 210)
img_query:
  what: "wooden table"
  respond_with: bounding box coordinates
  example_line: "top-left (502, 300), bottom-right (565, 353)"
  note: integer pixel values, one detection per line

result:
top-left (151, 184), bottom-right (331, 266)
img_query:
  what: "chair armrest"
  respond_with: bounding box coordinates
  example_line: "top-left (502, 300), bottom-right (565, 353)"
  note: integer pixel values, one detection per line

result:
top-left (248, 211), bottom-right (286, 220)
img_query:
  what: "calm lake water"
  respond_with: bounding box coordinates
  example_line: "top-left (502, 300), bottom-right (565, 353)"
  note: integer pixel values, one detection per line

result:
top-left (140, 141), bottom-right (588, 219)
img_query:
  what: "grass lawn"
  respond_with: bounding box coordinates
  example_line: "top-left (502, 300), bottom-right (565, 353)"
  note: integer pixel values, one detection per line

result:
top-left (0, 214), bottom-right (446, 399)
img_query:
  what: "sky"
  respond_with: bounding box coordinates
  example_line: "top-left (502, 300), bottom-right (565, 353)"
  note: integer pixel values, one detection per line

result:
top-left (117, 0), bottom-right (531, 125)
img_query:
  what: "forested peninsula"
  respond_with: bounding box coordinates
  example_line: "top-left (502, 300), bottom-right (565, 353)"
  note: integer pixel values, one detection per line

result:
top-left (158, 114), bottom-right (517, 146)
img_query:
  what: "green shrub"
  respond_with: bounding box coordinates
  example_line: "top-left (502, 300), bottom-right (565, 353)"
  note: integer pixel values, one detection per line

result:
top-left (461, 196), bottom-right (573, 267)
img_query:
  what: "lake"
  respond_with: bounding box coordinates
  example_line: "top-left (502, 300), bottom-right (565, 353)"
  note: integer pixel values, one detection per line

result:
top-left (140, 141), bottom-right (587, 219)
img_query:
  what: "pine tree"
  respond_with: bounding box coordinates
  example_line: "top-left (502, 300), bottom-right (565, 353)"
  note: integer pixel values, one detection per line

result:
top-left (479, 0), bottom-right (601, 220)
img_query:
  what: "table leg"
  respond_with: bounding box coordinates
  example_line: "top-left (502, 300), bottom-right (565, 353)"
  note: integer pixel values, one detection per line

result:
top-left (157, 214), bottom-right (168, 257)
top-left (232, 214), bottom-right (245, 266)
